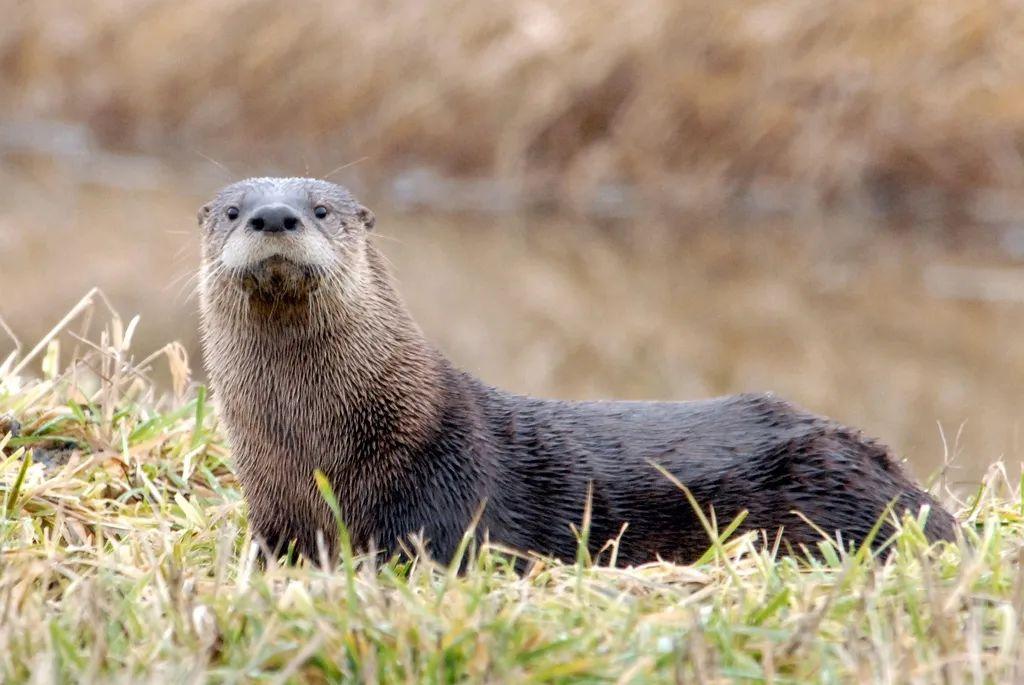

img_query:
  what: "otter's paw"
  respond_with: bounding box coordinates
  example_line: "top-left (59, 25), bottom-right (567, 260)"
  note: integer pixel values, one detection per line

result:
top-left (0, 413), bottom-right (20, 438)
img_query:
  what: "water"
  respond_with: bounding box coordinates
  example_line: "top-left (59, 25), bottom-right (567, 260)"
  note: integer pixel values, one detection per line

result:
top-left (3, 152), bottom-right (1024, 488)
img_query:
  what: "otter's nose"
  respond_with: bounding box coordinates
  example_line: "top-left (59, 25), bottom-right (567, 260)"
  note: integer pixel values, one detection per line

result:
top-left (248, 204), bottom-right (301, 233)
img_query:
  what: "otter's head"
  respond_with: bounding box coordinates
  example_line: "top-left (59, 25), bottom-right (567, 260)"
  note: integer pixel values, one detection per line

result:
top-left (198, 177), bottom-right (376, 305)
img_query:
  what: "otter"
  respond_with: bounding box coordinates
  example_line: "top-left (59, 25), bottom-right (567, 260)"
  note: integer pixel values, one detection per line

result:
top-left (197, 177), bottom-right (956, 566)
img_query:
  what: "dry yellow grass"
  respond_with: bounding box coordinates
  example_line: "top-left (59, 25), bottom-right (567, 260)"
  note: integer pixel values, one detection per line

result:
top-left (5, 0), bottom-right (1024, 216)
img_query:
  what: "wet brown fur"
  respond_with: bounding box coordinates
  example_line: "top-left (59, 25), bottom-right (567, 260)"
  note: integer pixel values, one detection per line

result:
top-left (198, 177), bottom-right (956, 566)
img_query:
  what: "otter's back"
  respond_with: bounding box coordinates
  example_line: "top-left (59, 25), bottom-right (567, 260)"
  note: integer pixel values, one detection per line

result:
top-left (476, 389), bottom-right (951, 564)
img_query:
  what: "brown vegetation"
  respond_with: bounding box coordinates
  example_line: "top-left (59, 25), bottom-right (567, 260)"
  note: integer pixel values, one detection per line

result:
top-left (5, 1), bottom-right (1024, 216)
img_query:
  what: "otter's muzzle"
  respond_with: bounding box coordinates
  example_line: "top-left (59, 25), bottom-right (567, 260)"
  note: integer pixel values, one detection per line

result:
top-left (248, 204), bottom-right (301, 233)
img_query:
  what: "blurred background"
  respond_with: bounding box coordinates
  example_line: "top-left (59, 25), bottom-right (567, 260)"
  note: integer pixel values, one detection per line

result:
top-left (4, 0), bottom-right (1024, 486)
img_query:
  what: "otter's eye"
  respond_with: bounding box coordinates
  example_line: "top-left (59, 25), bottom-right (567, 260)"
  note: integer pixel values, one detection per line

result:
top-left (226, 206), bottom-right (240, 221)
top-left (314, 205), bottom-right (328, 219)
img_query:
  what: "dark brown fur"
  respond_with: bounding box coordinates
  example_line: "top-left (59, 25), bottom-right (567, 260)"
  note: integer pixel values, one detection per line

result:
top-left (198, 177), bottom-right (956, 566)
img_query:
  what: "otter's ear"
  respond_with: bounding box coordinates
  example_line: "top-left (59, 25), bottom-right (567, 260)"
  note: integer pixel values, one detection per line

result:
top-left (356, 205), bottom-right (376, 231)
top-left (197, 203), bottom-right (212, 227)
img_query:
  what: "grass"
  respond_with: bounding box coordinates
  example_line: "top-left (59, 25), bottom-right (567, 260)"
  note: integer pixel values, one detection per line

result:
top-left (1, 299), bottom-right (1023, 683)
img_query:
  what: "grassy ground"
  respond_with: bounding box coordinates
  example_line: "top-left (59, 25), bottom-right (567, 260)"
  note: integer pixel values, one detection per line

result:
top-left (1, 300), bottom-right (1023, 683)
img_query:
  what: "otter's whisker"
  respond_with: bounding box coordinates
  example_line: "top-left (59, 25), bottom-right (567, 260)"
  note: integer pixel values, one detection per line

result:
top-left (323, 156), bottom-right (370, 180)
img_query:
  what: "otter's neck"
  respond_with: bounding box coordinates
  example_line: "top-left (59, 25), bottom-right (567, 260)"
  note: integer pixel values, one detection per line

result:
top-left (203, 244), bottom-right (446, 473)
